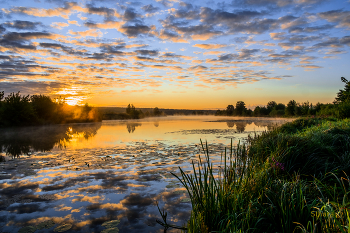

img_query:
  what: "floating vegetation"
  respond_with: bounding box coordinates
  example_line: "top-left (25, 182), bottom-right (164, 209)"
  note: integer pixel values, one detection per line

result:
top-left (36, 220), bottom-right (55, 230)
top-left (180, 198), bottom-right (191, 203)
top-left (165, 184), bottom-right (180, 189)
top-left (18, 226), bottom-right (36, 233)
top-left (101, 228), bottom-right (119, 233)
top-left (101, 220), bottom-right (120, 233)
top-left (173, 190), bottom-right (186, 194)
top-left (53, 223), bottom-right (72, 232)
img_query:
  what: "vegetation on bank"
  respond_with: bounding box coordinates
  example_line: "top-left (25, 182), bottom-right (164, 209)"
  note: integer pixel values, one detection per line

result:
top-left (157, 77), bottom-right (350, 232)
top-left (102, 104), bottom-right (165, 120)
top-left (158, 116), bottom-right (350, 232)
top-left (0, 92), bottom-right (101, 127)
top-left (216, 77), bottom-right (350, 118)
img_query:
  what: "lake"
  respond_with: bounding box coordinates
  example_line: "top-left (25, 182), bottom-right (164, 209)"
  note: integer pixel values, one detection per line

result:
top-left (0, 116), bottom-right (290, 233)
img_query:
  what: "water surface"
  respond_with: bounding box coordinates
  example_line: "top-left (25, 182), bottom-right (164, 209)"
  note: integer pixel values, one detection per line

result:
top-left (0, 116), bottom-right (290, 233)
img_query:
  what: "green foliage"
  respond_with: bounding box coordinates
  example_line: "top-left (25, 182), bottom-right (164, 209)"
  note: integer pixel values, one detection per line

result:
top-left (153, 107), bottom-right (163, 116)
top-left (285, 100), bottom-right (297, 116)
top-left (161, 117), bottom-right (350, 232)
top-left (31, 94), bottom-right (56, 123)
top-left (1, 92), bottom-right (37, 126)
top-left (226, 105), bottom-right (234, 115)
top-left (335, 77), bottom-right (350, 104)
top-left (235, 101), bottom-right (247, 115)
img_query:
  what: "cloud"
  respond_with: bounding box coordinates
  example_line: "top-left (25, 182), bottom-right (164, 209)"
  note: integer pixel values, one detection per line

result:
top-left (123, 8), bottom-right (139, 21)
top-left (86, 4), bottom-right (120, 20)
top-left (119, 24), bottom-right (154, 38)
top-left (141, 4), bottom-right (160, 13)
top-left (135, 49), bottom-right (159, 56)
top-left (51, 22), bottom-right (69, 29)
top-left (3, 20), bottom-right (42, 30)
top-left (5, 2), bottom-right (87, 19)
top-left (193, 44), bottom-right (227, 49)
top-left (237, 0), bottom-right (326, 7)
top-left (0, 25), bottom-right (5, 34)
top-left (200, 7), bottom-right (262, 25)
top-left (84, 21), bottom-right (123, 29)
top-left (68, 29), bottom-right (103, 38)
top-left (318, 10), bottom-right (350, 29)
top-left (3, 32), bottom-right (56, 41)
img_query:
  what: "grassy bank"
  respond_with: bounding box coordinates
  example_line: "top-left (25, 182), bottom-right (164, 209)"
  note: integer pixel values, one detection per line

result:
top-left (162, 117), bottom-right (350, 232)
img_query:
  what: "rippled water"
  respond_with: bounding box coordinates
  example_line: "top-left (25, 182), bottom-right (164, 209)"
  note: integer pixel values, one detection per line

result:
top-left (0, 116), bottom-right (290, 233)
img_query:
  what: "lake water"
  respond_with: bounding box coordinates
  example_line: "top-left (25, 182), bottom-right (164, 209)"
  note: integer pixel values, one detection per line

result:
top-left (0, 116), bottom-right (290, 233)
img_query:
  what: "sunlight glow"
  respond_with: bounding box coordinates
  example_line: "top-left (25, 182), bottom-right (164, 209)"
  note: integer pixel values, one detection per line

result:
top-left (52, 86), bottom-right (89, 106)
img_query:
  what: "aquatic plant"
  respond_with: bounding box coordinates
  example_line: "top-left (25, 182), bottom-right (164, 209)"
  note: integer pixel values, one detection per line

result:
top-left (158, 117), bottom-right (350, 232)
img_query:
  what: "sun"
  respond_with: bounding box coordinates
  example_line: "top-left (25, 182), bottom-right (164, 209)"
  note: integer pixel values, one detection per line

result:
top-left (52, 86), bottom-right (89, 106)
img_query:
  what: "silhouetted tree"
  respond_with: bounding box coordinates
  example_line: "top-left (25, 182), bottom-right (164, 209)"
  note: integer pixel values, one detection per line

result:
top-left (267, 101), bottom-right (277, 112)
top-left (126, 104), bottom-right (135, 115)
top-left (275, 103), bottom-right (286, 111)
top-left (285, 100), bottom-right (297, 116)
top-left (226, 105), bottom-right (234, 115)
top-left (31, 95), bottom-right (56, 122)
top-left (253, 106), bottom-right (261, 116)
top-left (235, 101), bottom-right (246, 116)
top-left (2, 92), bottom-right (37, 126)
top-left (300, 101), bottom-right (310, 115)
top-left (153, 107), bottom-right (162, 116)
top-left (335, 77), bottom-right (350, 103)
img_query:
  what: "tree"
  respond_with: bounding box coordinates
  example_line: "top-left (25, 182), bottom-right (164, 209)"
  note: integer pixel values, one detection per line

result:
top-left (126, 104), bottom-right (135, 115)
top-left (267, 101), bottom-right (277, 111)
top-left (285, 100), bottom-right (297, 116)
top-left (275, 103), bottom-right (286, 111)
top-left (300, 101), bottom-right (310, 115)
top-left (335, 77), bottom-right (350, 103)
top-left (226, 105), bottom-right (234, 115)
top-left (2, 92), bottom-right (37, 126)
top-left (31, 95), bottom-right (56, 122)
top-left (253, 106), bottom-right (261, 116)
top-left (153, 107), bottom-right (162, 116)
top-left (235, 101), bottom-right (246, 116)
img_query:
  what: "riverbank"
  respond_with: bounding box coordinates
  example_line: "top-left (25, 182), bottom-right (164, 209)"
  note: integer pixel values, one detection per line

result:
top-left (166, 116), bottom-right (350, 232)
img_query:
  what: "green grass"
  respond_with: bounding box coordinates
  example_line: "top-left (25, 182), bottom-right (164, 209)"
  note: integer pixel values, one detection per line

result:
top-left (158, 117), bottom-right (350, 232)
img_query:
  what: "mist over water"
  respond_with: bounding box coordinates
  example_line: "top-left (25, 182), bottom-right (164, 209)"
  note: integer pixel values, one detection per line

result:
top-left (0, 116), bottom-right (290, 233)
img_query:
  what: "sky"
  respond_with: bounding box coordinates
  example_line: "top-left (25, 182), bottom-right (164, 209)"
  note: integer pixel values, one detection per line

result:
top-left (0, 0), bottom-right (350, 109)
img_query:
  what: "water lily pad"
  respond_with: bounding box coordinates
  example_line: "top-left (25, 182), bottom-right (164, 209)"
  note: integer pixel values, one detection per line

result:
top-left (173, 190), bottom-right (186, 194)
top-left (181, 198), bottom-right (191, 202)
top-left (53, 223), bottom-right (72, 232)
top-left (166, 184), bottom-right (180, 188)
top-left (18, 226), bottom-right (36, 233)
top-left (37, 220), bottom-right (55, 229)
top-left (101, 227), bottom-right (119, 233)
top-left (101, 220), bottom-right (120, 229)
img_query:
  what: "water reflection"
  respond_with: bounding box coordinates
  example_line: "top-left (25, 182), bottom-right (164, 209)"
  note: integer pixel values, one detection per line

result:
top-left (0, 116), bottom-right (291, 233)
top-left (0, 123), bottom-right (101, 157)
top-left (127, 123), bottom-right (142, 133)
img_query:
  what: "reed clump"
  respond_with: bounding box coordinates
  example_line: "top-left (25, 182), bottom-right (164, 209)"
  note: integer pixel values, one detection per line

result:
top-left (166, 117), bottom-right (350, 232)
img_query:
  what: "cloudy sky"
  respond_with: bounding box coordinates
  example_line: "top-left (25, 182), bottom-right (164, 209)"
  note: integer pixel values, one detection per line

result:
top-left (0, 0), bottom-right (349, 109)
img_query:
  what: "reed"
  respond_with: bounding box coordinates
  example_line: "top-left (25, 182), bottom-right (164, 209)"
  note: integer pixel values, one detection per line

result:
top-left (157, 117), bottom-right (350, 232)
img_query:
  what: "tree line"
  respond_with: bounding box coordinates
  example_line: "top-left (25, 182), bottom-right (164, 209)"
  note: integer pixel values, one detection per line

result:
top-left (102, 104), bottom-right (165, 120)
top-left (0, 92), bottom-right (101, 127)
top-left (216, 77), bottom-right (350, 119)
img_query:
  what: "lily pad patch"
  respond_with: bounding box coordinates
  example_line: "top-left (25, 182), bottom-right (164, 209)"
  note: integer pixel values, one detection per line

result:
top-left (36, 220), bottom-right (55, 230)
top-left (101, 227), bottom-right (119, 233)
top-left (18, 226), bottom-right (36, 233)
top-left (53, 223), bottom-right (72, 232)
top-left (101, 220), bottom-right (120, 229)
top-left (180, 198), bottom-right (191, 202)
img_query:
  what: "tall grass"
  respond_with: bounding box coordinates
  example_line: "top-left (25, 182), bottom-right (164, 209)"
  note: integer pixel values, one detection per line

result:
top-left (159, 117), bottom-right (350, 232)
